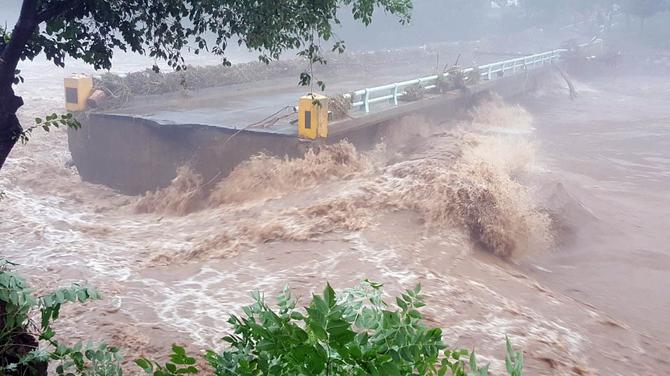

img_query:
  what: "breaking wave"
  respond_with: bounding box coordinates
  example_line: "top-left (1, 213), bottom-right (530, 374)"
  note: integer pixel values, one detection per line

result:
top-left (135, 166), bottom-right (206, 215)
top-left (135, 141), bottom-right (379, 215)
top-left (208, 141), bottom-right (379, 205)
top-left (146, 96), bottom-right (553, 263)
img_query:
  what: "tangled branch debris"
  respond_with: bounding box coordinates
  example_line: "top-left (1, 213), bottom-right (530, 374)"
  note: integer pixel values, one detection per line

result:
top-left (328, 95), bottom-right (352, 120)
top-left (401, 83), bottom-right (425, 102)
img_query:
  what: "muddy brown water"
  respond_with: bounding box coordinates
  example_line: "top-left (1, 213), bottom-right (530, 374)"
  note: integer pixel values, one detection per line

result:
top-left (518, 73), bottom-right (670, 342)
top-left (2, 62), bottom-right (670, 374)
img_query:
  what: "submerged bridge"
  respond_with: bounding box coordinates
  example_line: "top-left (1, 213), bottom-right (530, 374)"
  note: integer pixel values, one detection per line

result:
top-left (67, 42), bottom-right (603, 194)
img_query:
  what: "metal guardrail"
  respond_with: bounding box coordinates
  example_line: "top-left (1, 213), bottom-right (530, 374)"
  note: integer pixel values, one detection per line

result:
top-left (343, 49), bottom-right (566, 113)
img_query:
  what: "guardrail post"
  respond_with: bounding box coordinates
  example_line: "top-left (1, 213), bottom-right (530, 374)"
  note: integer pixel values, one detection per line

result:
top-left (393, 84), bottom-right (398, 106)
top-left (364, 89), bottom-right (370, 113)
top-left (487, 66), bottom-right (492, 80)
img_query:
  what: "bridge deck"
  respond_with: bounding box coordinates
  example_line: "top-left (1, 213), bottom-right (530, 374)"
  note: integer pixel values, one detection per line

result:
top-left (95, 67), bottom-right (443, 136)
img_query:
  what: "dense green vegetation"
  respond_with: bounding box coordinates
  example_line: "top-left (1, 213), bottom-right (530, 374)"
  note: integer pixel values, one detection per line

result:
top-left (1, 261), bottom-right (523, 375)
top-left (140, 282), bottom-right (523, 376)
top-left (0, 259), bottom-right (121, 375)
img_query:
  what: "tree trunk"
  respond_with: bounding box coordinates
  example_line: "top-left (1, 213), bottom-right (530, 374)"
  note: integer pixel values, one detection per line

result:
top-left (0, 0), bottom-right (39, 171)
top-left (0, 86), bottom-right (24, 170)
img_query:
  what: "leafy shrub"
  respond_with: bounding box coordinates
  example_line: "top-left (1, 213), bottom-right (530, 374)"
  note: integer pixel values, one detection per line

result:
top-left (1, 258), bottom-right (523, 375)
top-left (0, 259), bottom-right (121, 375)
top-left (138, 281), bottom-right (523, 375)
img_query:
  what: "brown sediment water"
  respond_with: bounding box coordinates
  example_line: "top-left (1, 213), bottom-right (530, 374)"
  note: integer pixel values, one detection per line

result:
top-left (134, 103), bottom-right (550, 261)
top-left (518, 73), bottom-right (670, 343)
top-left (2, 66), bottom-right (670, 375)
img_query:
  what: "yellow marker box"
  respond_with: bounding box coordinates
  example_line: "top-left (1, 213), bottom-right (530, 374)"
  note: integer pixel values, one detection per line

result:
top-left (64, 74), bottom-right (93, 111)
top-left (298, 94), bottom-right (328, 139)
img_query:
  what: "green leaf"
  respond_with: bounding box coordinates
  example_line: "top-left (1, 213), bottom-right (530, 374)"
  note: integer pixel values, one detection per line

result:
top-left (165, 363), bottom-right (177, 373)
top-left (364, 279), bottom-right (384, 289)
top-left (42, 294), bottom-right (53, 308)
top-left (469, 349), bottom-right (477, 372)
top-left (407, 309), bottom-right (422, 319)
top-left (55, 290), bottom-right (65, 304)
top-left (179, 366), bottom-right (198, 374)
top-left (135, 358), bottom-right (153, 373)
top-left (40, 326), bottom-right (55, 340)
top-left (506, 335), bottom-right (513, 356)
top-left (309, 321), bottom-right (328, 340)
top-left (290, 311), bottom-right (305, 321)
top-left (172, 344), bottom-right (186, 357)
top-left (380, 361), bottom-right (401, 376)
top-left (85, 349), bottom-right (95, 360)
top-left (324, 283), bottom-right (336, 308)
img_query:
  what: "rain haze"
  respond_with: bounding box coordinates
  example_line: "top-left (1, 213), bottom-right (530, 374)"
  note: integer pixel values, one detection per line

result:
top-left (1, 0), bottom-right (670, 375)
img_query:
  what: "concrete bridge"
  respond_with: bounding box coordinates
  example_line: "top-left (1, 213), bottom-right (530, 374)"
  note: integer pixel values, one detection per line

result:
top-left (67, 41), bottom-right (603, 195)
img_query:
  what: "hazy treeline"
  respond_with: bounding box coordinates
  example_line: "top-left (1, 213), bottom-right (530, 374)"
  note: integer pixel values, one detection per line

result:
top-left (337, 0), bottom-right (670, 49)
top-left (2, 1), bottom-right (668, 53)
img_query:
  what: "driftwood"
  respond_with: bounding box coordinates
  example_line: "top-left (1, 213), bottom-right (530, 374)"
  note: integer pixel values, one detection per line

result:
top-left (552, 61), bottom-right (577, 100)
top-left (86, 89), bottom-right (107, 108)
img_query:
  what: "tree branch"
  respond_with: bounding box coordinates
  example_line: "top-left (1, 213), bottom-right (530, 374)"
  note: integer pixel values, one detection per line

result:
top-left (37, 0), bottom-right (84, 23)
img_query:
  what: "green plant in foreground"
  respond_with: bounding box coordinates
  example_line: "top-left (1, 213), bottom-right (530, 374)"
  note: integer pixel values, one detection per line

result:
top-left (138, 281), bottom-right (523, 376)
top-left (505, 335), bottom-right (524, 376)
top-left (0, 259), bottom-right (121, 375)
top-left (1, 258), bottom-right (523, 375)
top-left (135, 345), bottom-right (198, 376)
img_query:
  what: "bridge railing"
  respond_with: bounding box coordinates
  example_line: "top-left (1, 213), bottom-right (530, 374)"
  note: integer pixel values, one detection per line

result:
top-left (343, 49), bottom-right (566, 113)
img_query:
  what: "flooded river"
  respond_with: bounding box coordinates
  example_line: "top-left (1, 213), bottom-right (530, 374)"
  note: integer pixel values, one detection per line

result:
top-left (520, 73), bottom-right (670, 341)
top-left (1, 55), bottom-right (670, 374)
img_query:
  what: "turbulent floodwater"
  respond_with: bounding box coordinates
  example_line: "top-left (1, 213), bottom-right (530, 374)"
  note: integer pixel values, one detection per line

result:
top-left (519, 73), bottom-right (670, 340)
top-left (2, 58), bottom-right (670, 375)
